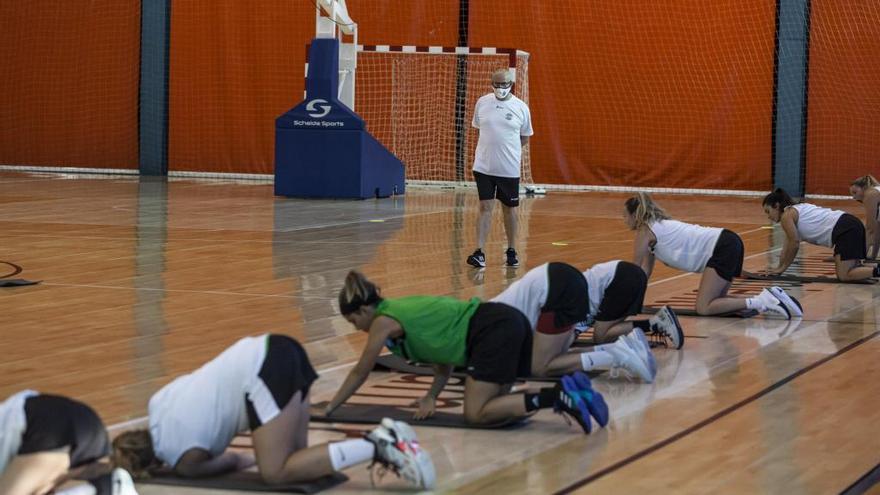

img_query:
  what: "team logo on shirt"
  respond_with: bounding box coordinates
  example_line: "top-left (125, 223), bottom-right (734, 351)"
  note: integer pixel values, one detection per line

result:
top-left (505, 113), bottom-right (513, 120)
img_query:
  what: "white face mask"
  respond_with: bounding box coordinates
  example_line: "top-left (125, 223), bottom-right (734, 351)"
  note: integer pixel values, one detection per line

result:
top-left (493, 86), bottom-right (511, 100)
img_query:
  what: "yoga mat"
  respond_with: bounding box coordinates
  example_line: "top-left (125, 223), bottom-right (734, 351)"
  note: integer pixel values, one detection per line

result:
top-left (641, 305), bottom-right (758, 318)
top-left (311, 401), bottom-right (528, 429)
top-left (743, 273), bottom-right (876, 284)
top-left (139, 470), bottom-right (348, 493)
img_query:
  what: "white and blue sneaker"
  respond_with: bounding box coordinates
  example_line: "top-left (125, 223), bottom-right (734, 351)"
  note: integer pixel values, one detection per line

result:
top-left (621, 328), bottom-right (657, 380)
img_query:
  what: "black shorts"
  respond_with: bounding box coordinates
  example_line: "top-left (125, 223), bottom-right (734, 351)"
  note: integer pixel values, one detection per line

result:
top-left (542, 262), bottom-right (589, 330)
top-left (246, 334), bottom-right (318, 430)
top-left (19, 394), bottom-right (109, 468)
top-left (466, 302), bottom-right (532, 384)
top-left (704, 229), bottom-right (744, 282)
top-left (473, 171), bottom-right (520, 207)
top-left (595, 261), bottom-right (648, 322)
top-left (831, 213), bottom-right (867, 261)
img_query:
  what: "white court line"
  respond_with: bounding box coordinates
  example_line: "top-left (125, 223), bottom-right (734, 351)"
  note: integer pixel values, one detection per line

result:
top-left (104, 225), bottom-right (781, 431)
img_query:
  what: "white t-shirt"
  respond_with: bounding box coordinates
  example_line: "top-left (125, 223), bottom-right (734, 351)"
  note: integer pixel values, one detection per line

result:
top-left (149, 335), bottom-right (269, 467)
top-left (472, 94), bottom-right (533, 178)
top-left (790, 203), bottom-right (844, 247)
top-left (648, 220), bottom-right (723, 273)
top-left (0, 390), bottom-right (38, 475)
top-left (490, 262), bottom-right (550, 330)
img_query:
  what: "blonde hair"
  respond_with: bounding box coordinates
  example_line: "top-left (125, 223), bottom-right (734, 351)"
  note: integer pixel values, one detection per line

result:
top-left (852, 175), bottom-right (880, 189)
top-left (112, 430), bottom-right (159, 479)
top-left (338, 270), bottom-right (382, 315)
top-left (624, 192), bottom-right (671, 229)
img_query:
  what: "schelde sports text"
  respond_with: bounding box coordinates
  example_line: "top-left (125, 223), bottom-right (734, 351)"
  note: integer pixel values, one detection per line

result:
top-left (292, 120), bottom-right (345, 127)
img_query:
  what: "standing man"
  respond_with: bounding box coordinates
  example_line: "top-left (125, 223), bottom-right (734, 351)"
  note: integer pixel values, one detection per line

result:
top-left (467, 69), bottom-right (534, 268)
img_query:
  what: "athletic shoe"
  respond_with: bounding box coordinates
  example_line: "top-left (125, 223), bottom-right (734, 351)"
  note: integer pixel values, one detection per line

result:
top-left (768, 286), bottom-right (803, 318)
top-left (466, 249), bottom-right (486, 268)
top-left (111, 468), bottom-right (139, 495)
top-left (554, 372), bottom-right (608, 433)
top-left (570, 371), bottom-right (609, 427)
top-left (505, 248), bottom-right (519, 267)
top-left (648, 306), bottom-right (684, 350)
top-left (606, 340), bottom-right (654, 383)
top-left (366, 418), bottom-right (436, 489)
top-left (621, 328), bottom-right (657, 379)
top-left (752, 288), bottom-right (791, 320)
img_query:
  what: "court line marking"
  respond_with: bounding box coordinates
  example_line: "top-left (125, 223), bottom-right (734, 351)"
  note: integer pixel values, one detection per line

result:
top-left (553, 329), bottom-right (880, 493)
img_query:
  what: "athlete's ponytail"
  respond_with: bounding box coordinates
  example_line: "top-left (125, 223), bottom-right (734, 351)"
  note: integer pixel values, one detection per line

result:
top-left (761, 188), bottom-right (796, 213)
top-left (338, 270), bottom-right (383, 315)
top-left (624, 192), bottom-right (671, 230)
top-left (851, 175), bottom-right (880, 189)
top-left (112, 430), bottom-right (160, 479)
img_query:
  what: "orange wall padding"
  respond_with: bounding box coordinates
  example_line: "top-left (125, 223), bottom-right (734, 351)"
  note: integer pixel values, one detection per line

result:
top-left (470, 1), bottom-right (776, 190)
top-left (0, 1), bottom-right (140, 169)
top-left (805, 3), bottom-right (880, 195)
top-left (168, 1), bottom-right (458, 174)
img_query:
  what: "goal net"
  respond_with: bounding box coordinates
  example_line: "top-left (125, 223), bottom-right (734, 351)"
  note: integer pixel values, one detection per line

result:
top-left (353, 47), bottom-right (533, 186)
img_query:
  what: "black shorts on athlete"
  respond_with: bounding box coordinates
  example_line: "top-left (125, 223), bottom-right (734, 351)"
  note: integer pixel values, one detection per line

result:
top-left (246, 334), bottom-right (318, 430)
top-left (831, 213), bottom-right (867, 261)
top-left (473, 171), bottom-right (520, 207)
top-left (595, 261), bottom-right (648, 322)
top-left (19, 394), bottom-right (109, 468)
top-left (466, 302), bottom-right (532, 384)
top-left (705, 229), bottom-right (745, 282)
top-left (542, 262), bottom-right (590, 329)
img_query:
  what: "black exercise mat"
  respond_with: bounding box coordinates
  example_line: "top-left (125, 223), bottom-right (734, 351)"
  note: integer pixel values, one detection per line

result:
top-left (372, 354), bottom-right (596, 382)
top-left (311, 401), bottom-right (529, 429)
top-left (641, 305), bottom-right (758, 318)
top-left (0, 279), bottom-right (40, 287)
top-left (139, 470), bottom-right (348, 493)
top-left (743, 273), bottom-right (876, 284)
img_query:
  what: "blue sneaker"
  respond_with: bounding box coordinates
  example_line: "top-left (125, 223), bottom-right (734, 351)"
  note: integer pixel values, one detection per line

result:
top-left (571, 371), bottom-right (609, 428)
top-left (556, 375), bottom-right (591, 433)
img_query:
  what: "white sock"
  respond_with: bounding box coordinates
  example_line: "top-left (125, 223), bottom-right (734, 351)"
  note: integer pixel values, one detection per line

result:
top-left (592, 343), bottom-right (612, 352)
top-left (580, 350), bottom-right (615, 371)
top-left (745, 295), bottom-right (761, 310)
top-left (328, 439), bottom-right (376, 471)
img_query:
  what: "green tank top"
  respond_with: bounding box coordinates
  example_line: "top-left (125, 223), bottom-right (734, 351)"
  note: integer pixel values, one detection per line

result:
top-left (376, 296), bottom-right (481, 367)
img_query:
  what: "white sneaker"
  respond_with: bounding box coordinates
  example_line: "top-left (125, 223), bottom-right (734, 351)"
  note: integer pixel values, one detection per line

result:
top-left (753, 289), bottom-right (791, 319)
top-left (366, 418), bottom-right (436, 490)
top-left (112, 468), bottom-right (139, 495)
top-left (649, 306), bottom-right (684, 349)
top-left (621, 328), bottom-right (657, 379)
top-left (768, 286), bottom-right (803, 318)
top-left (607, 340), bottom-right (654, 383)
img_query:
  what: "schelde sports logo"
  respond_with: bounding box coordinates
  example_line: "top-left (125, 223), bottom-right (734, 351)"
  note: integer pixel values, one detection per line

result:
top-left (306, 98), bottom-right (332, 118)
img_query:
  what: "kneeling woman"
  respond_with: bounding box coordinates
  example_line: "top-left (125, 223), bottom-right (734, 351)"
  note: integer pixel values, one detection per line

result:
top-left (763, 188), bottom-right (879, 282)
top-left (0, 391), bottom-right (134, 495)
top-left (112, 334), bottom-right (435, 489)
top-left (327, 271), bottom-right (608, 434)
top-left (491, 260), bottom-right (682, 382)
top-left (624, 192), bottom-right (802, 318)
top-left (849, 175), bottom-right (880, 260)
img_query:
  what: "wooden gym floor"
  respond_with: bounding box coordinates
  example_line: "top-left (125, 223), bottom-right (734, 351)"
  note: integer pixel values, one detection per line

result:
top-left (1, 170), bottom-right (878, 494)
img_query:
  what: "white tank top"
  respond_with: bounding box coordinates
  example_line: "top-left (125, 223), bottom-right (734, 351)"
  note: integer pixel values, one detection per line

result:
top-left (648, 220), bottom-right (723, 273)
top-left (149, 335), bottom-right (268, 467)
top-left (790, 203), bottom-right (844, 247)
top-left (874, 186), bottom-right (880, 220)
top-left (583, 260), bottom-right (620, 318)
top-left (0, 390), bottom-right (38, 475)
